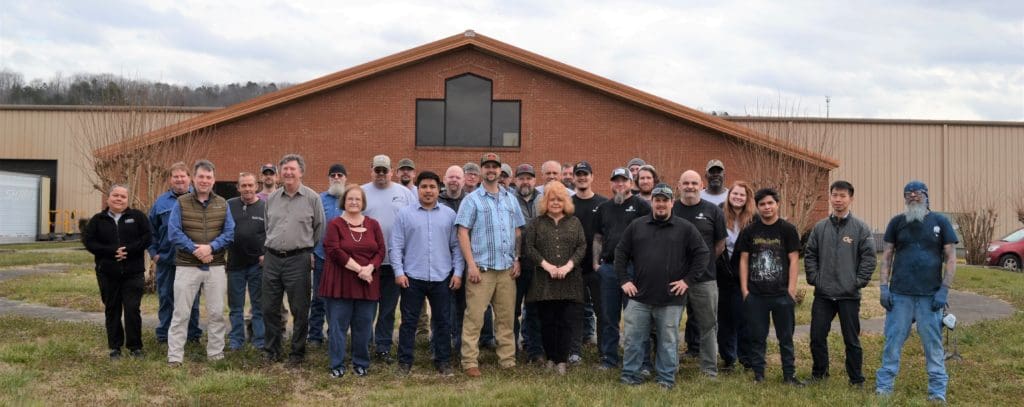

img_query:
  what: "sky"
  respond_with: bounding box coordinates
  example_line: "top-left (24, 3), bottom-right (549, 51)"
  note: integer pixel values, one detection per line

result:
top-left (1, 0), bottom-right (1022, 120)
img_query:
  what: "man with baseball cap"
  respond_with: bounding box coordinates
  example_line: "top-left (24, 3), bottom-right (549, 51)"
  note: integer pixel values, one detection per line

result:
top-left (592, 167), bottom-right (651, 370)
top-left (397, 158), bottom-right (418, 193)
top-left (616, 183), bottom-right (709, 389)
top-left (876, 180), bottom-right (956, 403)
top-left (463, 163), bottom-right (481, 193)
top-left (308, 163), bottom-right (348, 347)
top-left (701, 159), bottom-right (727, 206)
top-left (258, 163), bottom-right (278, 201)
top-left (455, 152), bottom-right (526, 377)
top-left (499, 163), bottom-right (514, 189)
top-left (569, 161), bottom-right (608, 362)
top-left (363, 154), bottom-right (417, 364)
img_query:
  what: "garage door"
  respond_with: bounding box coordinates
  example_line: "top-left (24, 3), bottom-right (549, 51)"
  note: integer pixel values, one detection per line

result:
top-left (0, 171), bottom-right (41, 243)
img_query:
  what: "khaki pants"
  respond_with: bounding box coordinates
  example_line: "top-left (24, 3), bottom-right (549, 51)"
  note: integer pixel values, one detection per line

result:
top-left (461, 269), bottom-right (516, 369)
top-left (168, 265), bottom-right (227, 363)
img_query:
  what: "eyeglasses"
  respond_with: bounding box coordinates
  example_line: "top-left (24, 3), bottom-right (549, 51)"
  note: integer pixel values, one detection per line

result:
top-left (374, 168), bottom-right (389, 174)
top-left (904, 190), bottom-right (925, 198)
top-left (329, 173), bottom-right (345, 178)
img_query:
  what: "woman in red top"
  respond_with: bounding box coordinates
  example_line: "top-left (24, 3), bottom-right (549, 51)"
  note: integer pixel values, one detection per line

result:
top-left (319, 184), bottom-right (385, 378)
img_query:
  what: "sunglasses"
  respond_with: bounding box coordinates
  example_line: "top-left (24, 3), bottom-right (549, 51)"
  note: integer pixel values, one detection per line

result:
top-left (374, 168), bottom-right (389, 174)
top-left (329, 173), bottom-right (346, 178)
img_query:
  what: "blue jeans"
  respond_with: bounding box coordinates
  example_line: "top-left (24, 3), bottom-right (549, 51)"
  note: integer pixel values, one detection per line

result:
top-left (324, 298), bottom-right (376, 370)
top-left (876, 293), bottom-right (948, 400)
top-left (398, 276), bottom-right (453, 366)
top-left (308, 257), bottom-right (327, 343)
top-left (621, 301), bottom-right (684, 386)
top-left (374, 265), bottom-right (400, 353)
top-left (598, 263), bottom-right (651, 367)
top-left (227, 264), bottom-right (264, 349)
top-left (155, 263), bottom-right (201, 341)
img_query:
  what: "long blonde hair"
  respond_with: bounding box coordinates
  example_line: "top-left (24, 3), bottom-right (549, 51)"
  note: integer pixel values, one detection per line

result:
top-left (723, 181), bottom-right (755, 230)
top-left (538, 181), bottom-right (575, 217)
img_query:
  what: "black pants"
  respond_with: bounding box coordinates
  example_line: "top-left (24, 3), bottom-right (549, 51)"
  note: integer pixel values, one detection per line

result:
top-left (744, 294), bottom-right (796, 377)
top-left (514, 260), bottom-right (543, 357)
top-left (97, 271), bottom-right (144, 351)
top-left (683, 302), bottom-right (700, 354)
top-left (810, 296), bottom-right (864, 383)
top-left (262, 251), bottom-right (312, 359)
top-left (536, 300), bottom-right (581, 364)
top-left (569, 271), bottom-right (603, 356)
top-left (717, 284), bottom-right (746, 366)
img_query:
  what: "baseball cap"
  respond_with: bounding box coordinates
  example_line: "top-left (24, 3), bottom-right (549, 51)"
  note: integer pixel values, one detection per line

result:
top-left (706, 159), bottom-right (725, 172)
top-left (480, 152), bottom-right (501, 167)
top-left (516, 163), bottom-right (536, 177)
top-left (627, 157), bottom-right (646, 168)
top-left (372, 155), bottom-right (391, 169)
top-left (328, 163), bottom-right (347, 176)
top-left (397, 158), bottom-right (415, 170)
top-left (904, 180), bottom-right (928, 196)
top-left (573, 161), bottom-right (593, 175)
top-left (260, 163), bottom-right (277, 174)
top-left (652, 183), bottom-right (674, 200)
top-left (610, 167), bottom-right (630, 181)
top-left (463, 162), bottom-right (481, 175)
top-left (500, 163), bottom-right (513, 177)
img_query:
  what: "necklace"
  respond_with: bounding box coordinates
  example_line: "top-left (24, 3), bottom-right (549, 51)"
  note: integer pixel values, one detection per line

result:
top-left (345, 218), bottom-right (365, 243)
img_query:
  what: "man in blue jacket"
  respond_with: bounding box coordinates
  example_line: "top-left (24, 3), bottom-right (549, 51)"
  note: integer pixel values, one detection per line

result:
top-left (148, 162), bottom-right (202, 344)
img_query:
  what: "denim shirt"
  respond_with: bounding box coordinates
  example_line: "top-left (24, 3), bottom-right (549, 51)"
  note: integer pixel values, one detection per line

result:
top-left (313, 191), bottom-right (342, 259)
top-left (147, 187), bottom-right (190, 266)
top-left (455, 186), bottom-right (526, 270)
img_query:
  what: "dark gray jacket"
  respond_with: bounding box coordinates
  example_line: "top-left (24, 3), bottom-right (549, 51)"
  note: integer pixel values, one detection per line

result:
top-left (804, 213), bottom-right (877, 299)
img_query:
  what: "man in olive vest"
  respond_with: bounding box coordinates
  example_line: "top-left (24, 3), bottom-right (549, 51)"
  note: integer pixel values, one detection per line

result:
top-left (166, 159), bottom-right (235, 366)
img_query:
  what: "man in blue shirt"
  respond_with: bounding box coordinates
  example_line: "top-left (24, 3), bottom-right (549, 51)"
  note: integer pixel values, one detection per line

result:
top-left (147, 162), bottom-right (202, 344)
top-left (309, 163), bottom-right (347, 347)
top-left (876, 180), bottom-right (957, 403)
top-left (455, 152), bottom-right (526, 377)
top-left (391, 171), bottom-right (464, 377)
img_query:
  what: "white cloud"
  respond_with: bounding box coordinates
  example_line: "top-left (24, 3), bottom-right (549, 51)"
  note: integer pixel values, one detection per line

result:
top-left (1, 0), bottom-right (1020, 120)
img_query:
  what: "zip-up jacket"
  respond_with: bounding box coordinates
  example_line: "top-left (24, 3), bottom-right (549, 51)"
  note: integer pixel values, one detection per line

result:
top-left (147, 188), bottom-right (190, 266)
top-left (804, 213), bottom-right (877, 299)
top-left (614, 214), bottom-right (709, 306)
top-left (83, 208), bottom-right (152, 276)
top-left (168, 192), bottom-right (235, 267)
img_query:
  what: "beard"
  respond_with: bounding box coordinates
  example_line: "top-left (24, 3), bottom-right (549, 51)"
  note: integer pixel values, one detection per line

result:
top-left (400, 178), bottom-right (412, 186)
top-left (561, 179), bottom-right (573, 189)
top-left (904, 202), bottom-right (928, 223)
top-left (518, 184), bottom-right (534, 198)
top-left (613, 190), bottom-right (628, 204)
top-left (327, 182), bottom-right (345, 197)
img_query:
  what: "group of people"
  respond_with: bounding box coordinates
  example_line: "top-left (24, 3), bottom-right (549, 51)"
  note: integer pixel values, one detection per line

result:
top-left (81, 152), bottom-right (956, 403)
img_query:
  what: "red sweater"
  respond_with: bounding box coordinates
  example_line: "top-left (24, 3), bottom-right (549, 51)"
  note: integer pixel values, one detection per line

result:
top-left (318, 216), bottom-right (385, 300)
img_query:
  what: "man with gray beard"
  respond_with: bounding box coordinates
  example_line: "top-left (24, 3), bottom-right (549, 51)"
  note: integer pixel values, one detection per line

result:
top-left (309, 164), bottom-right (347, 347)
top-left (876, 180), bottom-right (957, 403)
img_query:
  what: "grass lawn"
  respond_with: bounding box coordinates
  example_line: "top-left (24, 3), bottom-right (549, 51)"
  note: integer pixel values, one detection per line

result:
top-left (0, 255), bottom-right (1021, 405)
top-left (0, 266), bottom-right (159, 315)
top-left (0, 241), bottom-right (85, 251)
top-left (0, 250), bottom-right (93, 268)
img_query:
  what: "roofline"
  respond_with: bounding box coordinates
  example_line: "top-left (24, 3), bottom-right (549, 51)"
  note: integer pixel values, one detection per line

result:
top-left (724, 115), bottom-right (1024, 128)
top-left (96, 31), bottom-right (838, 169)
top-left (0, 104), bottom-right (219, 113)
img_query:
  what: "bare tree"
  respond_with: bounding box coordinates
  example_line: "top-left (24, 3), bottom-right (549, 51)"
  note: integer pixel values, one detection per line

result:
top-left (951, 184), bottom-right (1001, 265)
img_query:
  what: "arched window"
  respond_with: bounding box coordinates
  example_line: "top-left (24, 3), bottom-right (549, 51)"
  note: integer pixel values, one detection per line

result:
top-left (416, 74), bottom-right (520, 147)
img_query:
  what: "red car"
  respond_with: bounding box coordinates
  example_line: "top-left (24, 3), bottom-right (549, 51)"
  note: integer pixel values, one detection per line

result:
top-left (987, 228), bottom-right (1024, 270)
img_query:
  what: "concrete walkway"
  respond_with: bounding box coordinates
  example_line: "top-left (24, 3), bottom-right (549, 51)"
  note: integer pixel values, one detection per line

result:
top-left (0, 265), bottom-right (1017, 337)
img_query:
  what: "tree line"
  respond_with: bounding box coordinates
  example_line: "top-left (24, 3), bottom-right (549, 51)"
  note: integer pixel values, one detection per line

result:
top-left (0, 69), bottom-right (291, 107)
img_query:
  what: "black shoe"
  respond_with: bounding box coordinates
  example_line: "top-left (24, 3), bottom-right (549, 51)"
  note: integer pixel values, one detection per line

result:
top-left (397, 363), bottom-right (412, 376)
top-left (720, 363), bottom-right (735, 374)
top-left (109, 349), bottom-right (122, 360)
top-left (353, 366), bottom-right (368, 377)
top-left (285, 355), bottom-right (304, 368)
top-left (129, 349), bottom-right (144, 358)
top-left (436, 363), bottom-right (454, 377)
top-left (374, 351), bottom-right (394, 364)
top-left (186, 336), bottom-right (202, 345)
top-left (754, 373), bottom-right (765, 383)
top-left (480, 339), bottom-right (498, 351)
top-left (329, 367), bottom-right (345, 378)
top-left (784, 376), bottom-right (807, 387)
top-left (810, 373), bottom-right (829, 383)
top-left (262, 351), bottom-right (280, 364)
top-left (620, 377), bottom-right (643, 386)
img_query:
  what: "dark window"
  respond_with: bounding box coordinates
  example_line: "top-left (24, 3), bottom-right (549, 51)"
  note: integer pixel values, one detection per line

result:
top-left (415, 74), bottom-right (521, 147)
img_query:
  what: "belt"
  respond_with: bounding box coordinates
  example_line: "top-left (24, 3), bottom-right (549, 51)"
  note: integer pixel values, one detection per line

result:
top-left (479, 267), bottom-right (509, 273)
top-left (266, 247), bottom-right (311, 258)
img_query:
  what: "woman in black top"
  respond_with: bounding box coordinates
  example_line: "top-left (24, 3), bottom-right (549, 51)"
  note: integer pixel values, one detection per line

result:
top-left (83, 184), bottom-right (152, 359)
top-left (717, 181), bottom-right (756, 371)
top-left (523, 182), bottom-right (586, 375)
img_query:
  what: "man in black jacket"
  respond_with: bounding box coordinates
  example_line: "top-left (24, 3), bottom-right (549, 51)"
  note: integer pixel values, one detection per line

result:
top-left (226, 172), bottom-right (267, 351)
top-left (83, 184), bottom-right (152, 359)
top-left (615, 183), bottom-right (709, 389)
top-left (804, 181), bottom-right (876, 386)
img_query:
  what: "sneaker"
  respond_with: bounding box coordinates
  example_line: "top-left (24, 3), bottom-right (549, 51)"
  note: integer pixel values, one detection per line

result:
top-left (129, 349), bottom-right (144, 358)
top-left (639, 367), bottom-right (652, 378)
top-left (167, 361), bottom-right (182, 368)
top-left (397, 363), bottom-right (412, 376)
top-left (927, 395), bottom-right (947, 404)
top-left (465, 367), bottom-right (482, 377)
top-left (374, 351), bottom-right (394, 364)
top-left (208, 353), bottom-right (225, 362)
top-left (568, 354), bottom-right (582, 364)
top-left (436, 364), bottom-right (454, 377)
top-left (556, 362), bottom-right (567, 375)
top-left (353, 366), bottom-right (368, 377)
top-left (783, 376), bottom-right (807, 387)
top-left (656, 381), bottom-right (674, 390)
top-left (109, 349), bottom-right (122, 360)
top-left (329, 368), bottom-right (345, 378)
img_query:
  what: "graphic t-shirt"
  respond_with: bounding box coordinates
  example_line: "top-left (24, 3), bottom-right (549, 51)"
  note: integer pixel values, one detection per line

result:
top-left (593, 195), bottom-right (651, 263)
top-left (672, 199), bottom-right (727, 282)
top-left (884, 212), bottom-right (958, 295)
top-left (735, 218), bottom-right (801, 296)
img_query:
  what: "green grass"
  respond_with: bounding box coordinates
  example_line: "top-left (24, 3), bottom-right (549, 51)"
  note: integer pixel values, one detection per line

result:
top-left (0, 266), bottom-right (159, 314)
top-left (0, 250), bottom-right (92, 268)
top-left (0, 241), bottom-right (84, 251)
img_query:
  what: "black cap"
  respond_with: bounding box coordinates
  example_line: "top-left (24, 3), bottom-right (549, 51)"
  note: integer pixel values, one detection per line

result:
top-left (610, 167), bottom-right (630, 181)
top-left (328, 163), bottom-right (347, 176)
top-left (260, 163), bottom-right (277, 174)
top-left (573, 161), bottom-right (593, 175)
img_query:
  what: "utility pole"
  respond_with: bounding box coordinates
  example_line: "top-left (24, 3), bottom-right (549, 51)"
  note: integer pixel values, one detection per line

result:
top-left (825, 96), bottom-right (831, 118)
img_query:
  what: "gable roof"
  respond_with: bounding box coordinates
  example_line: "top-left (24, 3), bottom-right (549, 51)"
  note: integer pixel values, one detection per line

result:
top-left (97, 30), bottom-right (838, 169)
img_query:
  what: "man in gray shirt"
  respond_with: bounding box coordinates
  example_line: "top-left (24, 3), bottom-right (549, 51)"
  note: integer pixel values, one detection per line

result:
top-left (262, 154), bottom-right (325, 367)
top-left (363, 154), bottom-right (416, 363)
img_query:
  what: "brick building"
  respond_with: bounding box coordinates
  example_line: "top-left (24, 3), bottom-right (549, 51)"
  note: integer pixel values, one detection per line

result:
top-left (101, 31), bottom-right (835, 206)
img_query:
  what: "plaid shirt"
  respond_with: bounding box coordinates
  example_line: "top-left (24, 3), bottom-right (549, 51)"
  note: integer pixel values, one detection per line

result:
top-left (455, 185), bottom-right (525, 270)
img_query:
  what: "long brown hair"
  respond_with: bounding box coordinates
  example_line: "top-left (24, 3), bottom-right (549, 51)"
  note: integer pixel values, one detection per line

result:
top-left (723, 181), bottom-right (755, 230)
